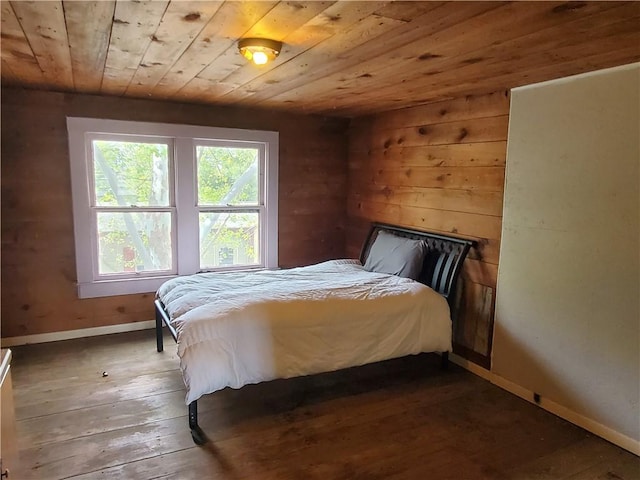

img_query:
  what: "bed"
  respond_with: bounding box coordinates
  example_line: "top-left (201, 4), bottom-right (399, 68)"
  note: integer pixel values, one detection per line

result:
top-left (155, 223), bottom-right (474, 444)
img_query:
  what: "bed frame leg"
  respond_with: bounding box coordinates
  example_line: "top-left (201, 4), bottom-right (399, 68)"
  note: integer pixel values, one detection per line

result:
top-left (189, 401), bottom-right (207, 445)
top-left (441, 352), bottom-right (449, 370)
top-left (155, 305), bottom-right (164, 353)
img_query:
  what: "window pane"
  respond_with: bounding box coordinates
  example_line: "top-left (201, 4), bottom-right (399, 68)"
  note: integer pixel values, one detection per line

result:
top-left (199, 212), bottom-right (259, 269)
top-left (196, 146), bottom-right (259, 206)
top-left (93, 140), bottom-right (170, 207)
top-left (97, 212), bottom-right (172, 275)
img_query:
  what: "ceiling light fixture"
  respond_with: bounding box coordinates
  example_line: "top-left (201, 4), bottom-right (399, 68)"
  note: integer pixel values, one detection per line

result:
top-left (238, 38), bottom-right (282, 66)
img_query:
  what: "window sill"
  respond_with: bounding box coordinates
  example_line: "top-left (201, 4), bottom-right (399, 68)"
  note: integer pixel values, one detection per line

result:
top-left (77, 276), bottom-right (177, 299)
top-left (77, 267), bottom-right (275, 299)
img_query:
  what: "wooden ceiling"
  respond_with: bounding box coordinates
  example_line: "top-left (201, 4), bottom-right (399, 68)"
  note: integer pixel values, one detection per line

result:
top-left (1, 1), bottom-right (639, 118)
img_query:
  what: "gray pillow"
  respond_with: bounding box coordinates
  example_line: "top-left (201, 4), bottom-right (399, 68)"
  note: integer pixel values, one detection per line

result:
top-left (363, 230), bottom-right (426, 280)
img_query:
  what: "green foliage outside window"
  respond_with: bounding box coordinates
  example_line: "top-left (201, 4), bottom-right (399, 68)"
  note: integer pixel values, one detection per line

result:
top-left (196, 146), bottom-right (258, 205)
top-left (93, 141), bottom-right (169, 207)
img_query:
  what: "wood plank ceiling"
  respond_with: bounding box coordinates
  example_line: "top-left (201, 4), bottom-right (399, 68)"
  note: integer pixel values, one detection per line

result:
top-left (1, 1), bottom-right (639, 118)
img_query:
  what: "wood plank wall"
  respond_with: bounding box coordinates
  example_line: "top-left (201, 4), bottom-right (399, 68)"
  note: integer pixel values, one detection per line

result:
top-left (346, 91), bottom-right (510, 366)
top-left (1, 88), bottom-right (348, 338)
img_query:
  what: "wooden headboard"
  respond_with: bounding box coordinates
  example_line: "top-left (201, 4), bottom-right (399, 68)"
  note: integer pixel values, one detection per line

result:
top-left (359, 223), bottom-right (476, 305)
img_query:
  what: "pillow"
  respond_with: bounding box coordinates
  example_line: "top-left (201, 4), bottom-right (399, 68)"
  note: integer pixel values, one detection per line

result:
top-left (363, 230), bottom-right (426, 280)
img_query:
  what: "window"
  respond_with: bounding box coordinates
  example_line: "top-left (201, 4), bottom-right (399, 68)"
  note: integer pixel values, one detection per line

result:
top-left (67, 118), bottom-right (278, 298)
top-left (91, 137), bottom-right (175, 277)
top-left (196, 143), bottom-right (262, 270)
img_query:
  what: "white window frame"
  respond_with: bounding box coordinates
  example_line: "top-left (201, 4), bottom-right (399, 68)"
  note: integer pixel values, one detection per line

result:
top-left (67, 117), bottom-right (278, 299)
top-left (87, 133), bottom-right (177, 280)
top-left (194, 139), bottom-right (266, 272)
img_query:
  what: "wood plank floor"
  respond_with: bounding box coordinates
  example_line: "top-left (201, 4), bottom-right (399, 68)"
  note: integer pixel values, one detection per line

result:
top-left (9, 330), bottom-right (639, 480)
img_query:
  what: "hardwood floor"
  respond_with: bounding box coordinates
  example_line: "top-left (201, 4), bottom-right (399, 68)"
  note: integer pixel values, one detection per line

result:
top-left (10, 330), bottom-right (639, 479)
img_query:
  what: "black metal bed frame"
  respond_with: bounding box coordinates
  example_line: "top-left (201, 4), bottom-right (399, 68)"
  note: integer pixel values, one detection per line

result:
top-left (155, 222), bottom-right (475, 445)
top-left (154, 298), bottom-right (208, 443)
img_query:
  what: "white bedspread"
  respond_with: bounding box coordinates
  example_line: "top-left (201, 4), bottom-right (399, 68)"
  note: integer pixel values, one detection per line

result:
top-left (157, 260), bottom-right (452, 405)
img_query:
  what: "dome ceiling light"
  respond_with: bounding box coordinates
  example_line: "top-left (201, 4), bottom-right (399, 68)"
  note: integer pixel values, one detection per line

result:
top-left (238, 38), bottom-right (282, 66)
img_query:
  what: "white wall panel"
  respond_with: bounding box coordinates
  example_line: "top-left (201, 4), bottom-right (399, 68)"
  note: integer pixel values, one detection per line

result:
top-left (494, 63), bottom-right (639, 448)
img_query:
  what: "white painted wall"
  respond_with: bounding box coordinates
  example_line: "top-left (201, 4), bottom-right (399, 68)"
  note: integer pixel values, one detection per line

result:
top-left (494, 63), bottom-right (640, 450)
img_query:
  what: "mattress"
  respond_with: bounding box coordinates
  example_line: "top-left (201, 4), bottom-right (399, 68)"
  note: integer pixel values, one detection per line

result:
top-left (157, 259), bottom-right (452, 404)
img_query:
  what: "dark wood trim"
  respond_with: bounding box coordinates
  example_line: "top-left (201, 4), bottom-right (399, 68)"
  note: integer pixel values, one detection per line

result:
top-left (453, 342), bottom-right (491, 370)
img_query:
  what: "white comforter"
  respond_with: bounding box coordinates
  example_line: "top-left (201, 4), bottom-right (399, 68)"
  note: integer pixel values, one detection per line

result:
top-left (157, 260), bottom-right (452, 405)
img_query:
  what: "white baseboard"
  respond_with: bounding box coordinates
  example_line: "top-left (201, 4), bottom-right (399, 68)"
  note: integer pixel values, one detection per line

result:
top-left (450, 353), bottom-right (640, 456)
top-left (1, 320), bottom-right (155, 347)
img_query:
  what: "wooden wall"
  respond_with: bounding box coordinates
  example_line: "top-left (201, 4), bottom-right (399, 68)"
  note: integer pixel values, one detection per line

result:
top-left (1, 88), bottom-right (348, 338)
top-left (346, 91), bottom-right (510, 366)
top-left (2, 85), bottom-right (509, 365)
